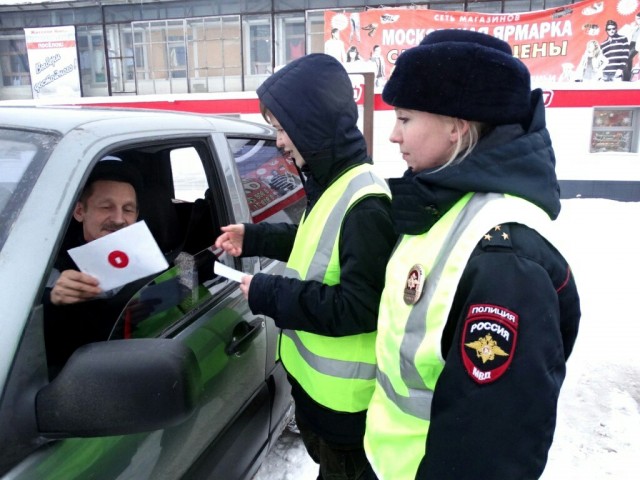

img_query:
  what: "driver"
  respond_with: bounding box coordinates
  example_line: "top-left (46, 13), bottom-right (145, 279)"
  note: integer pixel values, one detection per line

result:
top-left (42, 157), bottom-right (146, 376)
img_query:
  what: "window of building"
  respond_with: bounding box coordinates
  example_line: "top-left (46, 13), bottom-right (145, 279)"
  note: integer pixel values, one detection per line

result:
top-left (132, 16), bottom-right (241, 95)
top-left (275, 13), bottom-right (306, 67)
top-left (163, 21), bottom-right (189, 92)
top-left (185, 16), bottom-right (242, 93)
top-left (131, 20), bottom-right (173, 94)
top-left (465, 1), bottom-right (503, 13)
top-left (0, 36), bottom-right (30, 88)
top-left (105, 24), bottom-right (137, 94)
top-left (306, 10), bottom-right (328, 55)
top-left (76, 28), bottom-right (109, 97)
top-left (427, 2), bottom-right (465, 11)
top-left (503, 1), bottom-right (538, 13)
top-left (243, 15), bottom-right (272, 90)
top-left (591, 108), bottom-right (638, 153)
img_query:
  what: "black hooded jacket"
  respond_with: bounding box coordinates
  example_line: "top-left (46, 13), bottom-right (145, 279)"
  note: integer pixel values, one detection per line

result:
top-left (243, 54), bottom-right (397, 445)
top-left (386, 90), bottom-right (581, 479)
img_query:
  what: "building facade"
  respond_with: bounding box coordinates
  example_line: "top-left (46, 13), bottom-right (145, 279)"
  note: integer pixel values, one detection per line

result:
top-left (0, 0), bottom-right (575, 100)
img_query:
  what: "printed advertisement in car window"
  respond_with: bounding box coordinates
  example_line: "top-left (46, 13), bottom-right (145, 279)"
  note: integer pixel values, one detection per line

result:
top-left (229, 138), bottom-right (305, 223)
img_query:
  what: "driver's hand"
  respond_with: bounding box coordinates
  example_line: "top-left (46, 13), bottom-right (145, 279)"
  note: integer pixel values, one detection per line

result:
top-left (215, 224), bottom-right (245, 257)
top-left (50, 269), bottom-right (102, 305)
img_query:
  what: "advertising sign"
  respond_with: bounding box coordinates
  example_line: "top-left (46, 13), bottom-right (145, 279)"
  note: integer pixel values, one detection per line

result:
top-left (24, 25), bottom-right (81, 98)
top-left (325, 0), bottom-right (640, 86)
top-left (233, 141), bottom-right (305, 223)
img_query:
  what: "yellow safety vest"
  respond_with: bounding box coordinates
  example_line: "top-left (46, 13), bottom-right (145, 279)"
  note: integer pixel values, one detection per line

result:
top-left (279, 163), bottom-right (390, 413)
top-left (364, 192), bottom-right (553, 480)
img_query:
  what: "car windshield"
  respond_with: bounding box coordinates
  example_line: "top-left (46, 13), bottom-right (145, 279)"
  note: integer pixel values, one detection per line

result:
top-left (0, 128), bottom-right (57, 250)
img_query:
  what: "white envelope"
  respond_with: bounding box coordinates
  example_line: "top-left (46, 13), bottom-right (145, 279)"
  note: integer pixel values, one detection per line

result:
top-left (68, 220), bottom-right (169, 292)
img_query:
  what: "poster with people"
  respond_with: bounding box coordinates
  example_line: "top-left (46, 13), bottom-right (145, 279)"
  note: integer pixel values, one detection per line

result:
top-left (24, 26), bottom-right (81, 98)
top-left (324, 0), bottom-right (640, 84)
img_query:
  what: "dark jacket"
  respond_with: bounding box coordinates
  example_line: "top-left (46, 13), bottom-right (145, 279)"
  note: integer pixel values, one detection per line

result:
top-left (42, 226), bottom-right (152, 377)
top-left (244, 54), bottom-right (397, 445)
top-left (389, 90), bottom-right (580, 479)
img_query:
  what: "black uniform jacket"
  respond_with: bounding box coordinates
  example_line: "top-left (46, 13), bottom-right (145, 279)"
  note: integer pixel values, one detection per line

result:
top-left (389, 90), bottom-right (581, 479)
top-left (244, 54), bottom-right (397, 445)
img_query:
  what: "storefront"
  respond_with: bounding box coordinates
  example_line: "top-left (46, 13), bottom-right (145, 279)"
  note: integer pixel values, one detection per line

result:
top-left (0, 0), bottom-right (573, 100)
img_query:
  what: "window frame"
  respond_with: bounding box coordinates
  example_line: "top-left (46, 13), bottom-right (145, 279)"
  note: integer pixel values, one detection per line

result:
top-left (590, 107), bottom-right (639, 153)
top-left (0, 34), bottom-right (31, 87)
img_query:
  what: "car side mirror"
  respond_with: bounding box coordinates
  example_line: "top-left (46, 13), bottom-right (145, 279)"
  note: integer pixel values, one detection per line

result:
top-left (36, 339), bottom-right (201, 438)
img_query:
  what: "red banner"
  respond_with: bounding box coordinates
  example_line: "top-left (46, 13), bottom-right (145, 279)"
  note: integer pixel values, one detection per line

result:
top-left (325, 0), bottom-right (640, 85)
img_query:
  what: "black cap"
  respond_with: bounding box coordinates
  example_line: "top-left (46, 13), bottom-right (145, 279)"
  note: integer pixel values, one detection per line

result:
top-left (87, 156), bottom-right (143, 196)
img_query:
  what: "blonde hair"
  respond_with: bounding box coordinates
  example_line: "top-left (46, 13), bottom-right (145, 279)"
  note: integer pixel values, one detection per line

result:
top-left (585, 39), bottom-right (602, 57)
top-left (435, 119), bottom-right (487, 171)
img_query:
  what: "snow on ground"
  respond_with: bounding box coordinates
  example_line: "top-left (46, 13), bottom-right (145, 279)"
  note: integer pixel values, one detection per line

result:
top-left (540, 199), bottom-right (640, 480)
top-left (253, 198), bottom-right (640, 480)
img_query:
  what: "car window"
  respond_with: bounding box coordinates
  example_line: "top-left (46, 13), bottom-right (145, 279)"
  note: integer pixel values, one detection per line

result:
top-left (227, 138), bottom-right (306, 224)
top-left (43, 141), bottom-right (239, 372)
top-left (109, 247), bottom-right (232, 340)
top-left (170, 147), bottom-right (208, 202)
top-left (0, 128), bottom-right (56, 250)
top-left (42, 136), bottom-right (304, 370)
top-left (109, 143), bottom-right (236, 340)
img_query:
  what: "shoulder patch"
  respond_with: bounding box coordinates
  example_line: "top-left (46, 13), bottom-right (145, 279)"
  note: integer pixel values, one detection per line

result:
top-left (460, 304), bottom-right (518, 384)
top-left (481, 224), bottom-right (512, 249)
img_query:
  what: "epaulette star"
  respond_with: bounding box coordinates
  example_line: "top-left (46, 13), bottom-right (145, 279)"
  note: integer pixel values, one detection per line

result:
top-left (481, 224), bottom-right (513, 249)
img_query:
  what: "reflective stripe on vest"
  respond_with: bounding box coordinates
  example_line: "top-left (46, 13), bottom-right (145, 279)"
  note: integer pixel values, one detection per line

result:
top-left (365, 192), bottom-right (553, 480)
top-left (279, 163), bottom-right (390, 412)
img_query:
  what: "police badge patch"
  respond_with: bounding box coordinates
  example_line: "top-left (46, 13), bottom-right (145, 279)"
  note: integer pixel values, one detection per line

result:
top-left (460, 304), bottom-right (519, 384)
top-left (403, 264), bottom-right (425, 305)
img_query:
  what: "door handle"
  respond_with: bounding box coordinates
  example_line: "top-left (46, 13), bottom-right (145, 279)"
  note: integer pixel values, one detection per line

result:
top-left (225, 319), bottom-right (264, 356)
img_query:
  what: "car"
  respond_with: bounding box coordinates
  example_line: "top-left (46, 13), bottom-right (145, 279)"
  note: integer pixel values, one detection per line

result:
top-left (0, 106), bottom-right (307, 479)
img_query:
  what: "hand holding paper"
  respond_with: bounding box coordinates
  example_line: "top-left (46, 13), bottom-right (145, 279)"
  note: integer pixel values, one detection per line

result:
top-left (68, 221), bottom-right (169, 292)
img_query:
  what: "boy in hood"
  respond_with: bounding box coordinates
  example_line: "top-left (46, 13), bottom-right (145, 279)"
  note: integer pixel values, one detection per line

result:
top-left (215, 54), bottom-right (396, 479)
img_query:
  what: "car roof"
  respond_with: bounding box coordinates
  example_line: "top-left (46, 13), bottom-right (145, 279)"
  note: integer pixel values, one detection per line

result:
top-left (0, 105), bottom-right (274, 137)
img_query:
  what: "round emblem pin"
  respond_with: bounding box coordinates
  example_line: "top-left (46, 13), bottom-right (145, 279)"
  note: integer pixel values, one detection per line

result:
top-left (404, 264), bottom-right (425, 305)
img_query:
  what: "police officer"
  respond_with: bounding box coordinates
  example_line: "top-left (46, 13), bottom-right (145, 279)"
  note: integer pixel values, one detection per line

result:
top-left (363, 30), bottom-right (581, 480)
